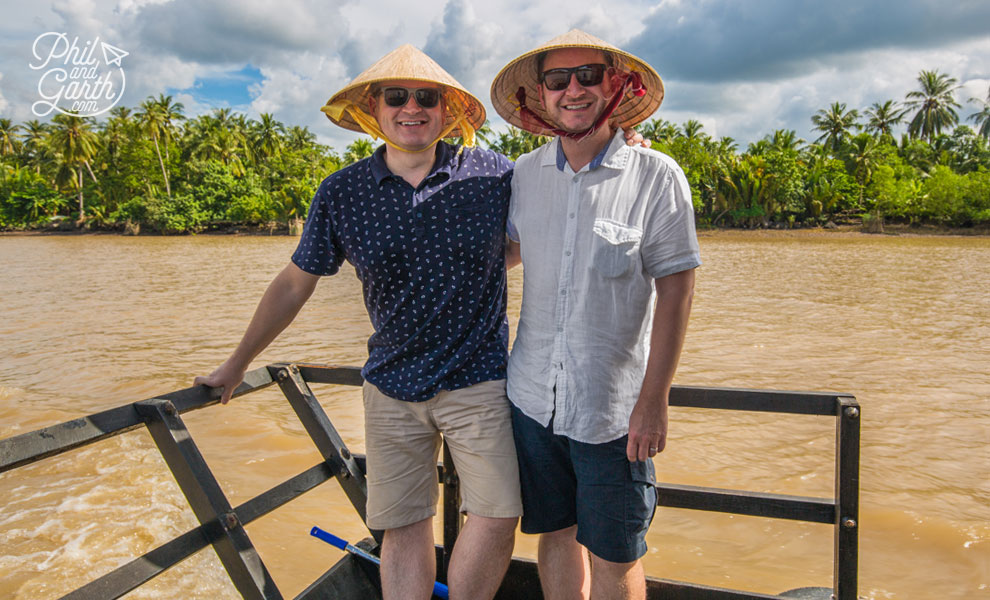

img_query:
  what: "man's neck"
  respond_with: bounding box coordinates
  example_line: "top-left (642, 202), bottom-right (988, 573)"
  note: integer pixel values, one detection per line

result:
top-left (559, 126), bottom-right (615, 172)
top-left (383, 143), bottom-right (439, 188)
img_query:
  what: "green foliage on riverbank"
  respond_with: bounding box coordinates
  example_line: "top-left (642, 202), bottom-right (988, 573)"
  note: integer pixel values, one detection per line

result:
top-left (0, 98), bottom-right (345, 234)
top-left (2, 71), bottom-right (989, 233)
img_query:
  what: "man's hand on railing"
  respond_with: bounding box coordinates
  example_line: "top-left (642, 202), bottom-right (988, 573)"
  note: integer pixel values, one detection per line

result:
top-left (194, 359), bottom-right (247, 405)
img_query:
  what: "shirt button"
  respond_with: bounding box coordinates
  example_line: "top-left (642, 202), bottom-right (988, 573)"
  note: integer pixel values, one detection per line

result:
top-left (565, 251), bottom-right (571, 256)
top-left (569, 213), bottom-right (575, 218)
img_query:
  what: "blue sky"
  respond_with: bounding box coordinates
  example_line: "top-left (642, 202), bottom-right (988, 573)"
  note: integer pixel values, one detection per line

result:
top-left (1, 0), bottom-right (988, 152)
top-left (176, 65), bottom-right (264, 107)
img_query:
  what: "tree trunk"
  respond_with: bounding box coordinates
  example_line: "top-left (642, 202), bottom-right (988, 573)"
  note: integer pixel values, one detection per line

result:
top-left (77, 168), bottom-right (85, 220)
top-left (84, 160), bottom-right (98, 183)
top-left (152, 131), bottom-right (171, 199)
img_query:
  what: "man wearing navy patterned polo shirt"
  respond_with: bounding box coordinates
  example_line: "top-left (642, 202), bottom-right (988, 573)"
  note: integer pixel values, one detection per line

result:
top-left (196, 45), bottom-right (520, 600)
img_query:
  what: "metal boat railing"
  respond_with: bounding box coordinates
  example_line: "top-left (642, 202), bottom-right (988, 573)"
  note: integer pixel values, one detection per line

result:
top-left (0, 363), bottom-right (860, 600)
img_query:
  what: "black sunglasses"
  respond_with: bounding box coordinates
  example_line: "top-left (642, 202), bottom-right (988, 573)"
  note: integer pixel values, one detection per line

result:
top-left (381, 87), bottom-right (442, 109)
top-left (540, 64), bottom-right (608, 91)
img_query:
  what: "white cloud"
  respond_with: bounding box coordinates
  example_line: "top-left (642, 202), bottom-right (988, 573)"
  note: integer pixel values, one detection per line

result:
top-left (0, 0), bottom-right (986, 151)
top-left (628, 0), bottom-right (990, 83)
top-left (0, 73), bottom-right (9, 115)
top-left (130, 0), bottom-right (354, 64)
top-left (654, 36), bottom-right (990, 147)
top-left (424, 1), bottom-right (503, 95)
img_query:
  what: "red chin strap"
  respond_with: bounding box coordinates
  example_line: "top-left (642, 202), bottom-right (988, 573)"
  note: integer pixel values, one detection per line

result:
top-left (515, 70), bottom-right (646, 140)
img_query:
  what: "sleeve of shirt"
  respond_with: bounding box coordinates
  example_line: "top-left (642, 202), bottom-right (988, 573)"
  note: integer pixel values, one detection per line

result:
top-left (506, 169), bottom-right (521, 243)
top-left (291, 179), bottom-right (346, 276)
top-left (641, 159), bottom-right (702, 280)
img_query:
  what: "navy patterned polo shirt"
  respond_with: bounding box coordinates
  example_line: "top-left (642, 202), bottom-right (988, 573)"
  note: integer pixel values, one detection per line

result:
top-left (292, 142), bottom-right (513, 402)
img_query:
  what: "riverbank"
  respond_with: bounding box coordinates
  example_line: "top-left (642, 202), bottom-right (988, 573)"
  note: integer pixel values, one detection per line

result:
top-left (698, 222), bottom-right (990, 237)
top-left (3, 220), bottom-right (989, 237)
top-left (0, 219), bottom-right (302, 237)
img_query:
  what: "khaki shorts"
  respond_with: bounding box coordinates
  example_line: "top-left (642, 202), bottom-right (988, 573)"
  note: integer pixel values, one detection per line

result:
top-left (363, 379), bottom-right (522, 530)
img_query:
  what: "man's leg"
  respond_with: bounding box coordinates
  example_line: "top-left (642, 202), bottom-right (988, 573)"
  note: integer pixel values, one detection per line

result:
top-left (433, 381), bottom-right (524, 599)
top-left (570, 437), bottom-right (656, 600)
top-left (509, 405), bottom-right (587, 599)
top-left (538, 525), bottom-right (591, 600)
top-left (446, 513), bottom-right (517, 600)
top-left (589, 554), bottom-right (645, 600)
top-left (381, 517), bottom-right (435, 600)
top-left (363, 382), bottom-right (444, 600)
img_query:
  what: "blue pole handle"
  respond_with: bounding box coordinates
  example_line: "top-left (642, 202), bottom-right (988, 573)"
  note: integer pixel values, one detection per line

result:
top-left (309, 526), bottom-right (347, 551)
top-left (310, 526), bottom-right (449, 599)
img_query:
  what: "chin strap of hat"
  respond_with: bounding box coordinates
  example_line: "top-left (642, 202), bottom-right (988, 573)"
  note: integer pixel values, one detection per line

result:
top-left (322, 90), bottom-right (477, 154)
top-left (515, 70), bottom-right (645, 140)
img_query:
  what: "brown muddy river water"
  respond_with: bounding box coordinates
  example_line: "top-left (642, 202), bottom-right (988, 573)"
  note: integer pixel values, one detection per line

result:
top-left (0, 231), bottom-right (987, 599)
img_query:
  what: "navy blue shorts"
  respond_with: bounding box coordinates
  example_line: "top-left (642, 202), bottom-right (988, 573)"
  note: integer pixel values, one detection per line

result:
top-left (510, 404), bottom-right (657, 564)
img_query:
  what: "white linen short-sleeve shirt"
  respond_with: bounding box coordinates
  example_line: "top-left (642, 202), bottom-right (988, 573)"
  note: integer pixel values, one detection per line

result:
top-left (507, 129), bottom-right (701, 444)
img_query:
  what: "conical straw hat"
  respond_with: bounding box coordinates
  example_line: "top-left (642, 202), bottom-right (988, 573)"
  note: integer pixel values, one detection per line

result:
top-left (322, 44), bottom-right (485, 141)
top-left (490, 30), bottom-right (663, 134)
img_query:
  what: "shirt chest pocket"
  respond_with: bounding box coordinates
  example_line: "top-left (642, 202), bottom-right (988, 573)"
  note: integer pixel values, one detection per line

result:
top-left (591, 219), bottom-right (642, 278)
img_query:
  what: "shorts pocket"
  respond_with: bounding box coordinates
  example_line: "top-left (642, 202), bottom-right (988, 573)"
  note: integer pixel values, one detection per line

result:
top-left (629, 459), bottom-right (656, 487)
top-left (591, 219), bottom-right (642, 278)
top-left (626, 459), bottom-right (658, 543)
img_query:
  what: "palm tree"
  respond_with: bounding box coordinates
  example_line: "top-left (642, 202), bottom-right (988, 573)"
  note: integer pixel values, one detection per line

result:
top-left (101, 108), bottom-right (133, 176)
top-left (865, 100), bottom-right (907, 140)
top-left (48, 113), bottom-right (100, 219)
top-left (286, 126), bottom-right (317, 151)
top-left (196, 126), bottom-right (251, 176)
top-left (714, 155), bottom-right (769, 227)
top-left (450, 120), bottom-right (494, 148)
top-left (811, 102), bottom-right (860, 153)
top-left (343, 138), bottom-right (375, 166)
top-left (185, 109), bottom-right (252, 174)
top-left (638, 118), bottom-right (678, 143)
top-left (152, 94), bottom-right (185, 163)
top-left (680, 119), bottom-right (706, 140)
top-left (714, 136), bottom-right (738, 155)
top-left (747, 130), bottom-right (802, 155)
top-left (487, 127), bottom-right (550, 160)
top-left (252, 113), bottom-right (285, 161)
top-left (746, 139), bottom-right (771, 155)
top-left (0, 118), bottom-right (20, 157)
top-left (19, 120), bottom-right (51, 175)
top-left (844, 134), bottom-right (880, 206)
top-left (769, 129), bottom-right (804, 151)
top-left (967, 85), bottom-right (990, 140)
top-left (474, 121), bottom-right (495, 148)
top-left (905, 70), bottom-right (961, 143)
top-left (136, 97), bottom-right (175, 198)
top-left (212, 107), bottom-right (235, 128)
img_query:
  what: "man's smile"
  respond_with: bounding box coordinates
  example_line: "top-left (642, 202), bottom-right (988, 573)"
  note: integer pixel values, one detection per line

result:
top-left (561, 101), bottom-right (593, 111)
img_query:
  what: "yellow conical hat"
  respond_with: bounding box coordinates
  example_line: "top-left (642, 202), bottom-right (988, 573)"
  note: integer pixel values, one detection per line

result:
top-left (490, 29), bottom-right (663, 135)
top-left (322, 44), bottom-right (485, 148)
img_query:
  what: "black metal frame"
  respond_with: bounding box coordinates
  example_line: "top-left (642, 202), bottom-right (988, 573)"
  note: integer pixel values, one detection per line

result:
top-left (0, 364), bottom-right (859, 600)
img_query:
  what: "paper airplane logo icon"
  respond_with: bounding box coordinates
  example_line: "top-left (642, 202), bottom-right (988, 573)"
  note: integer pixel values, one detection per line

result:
top-left (101, 42), bottom-right (128, 66)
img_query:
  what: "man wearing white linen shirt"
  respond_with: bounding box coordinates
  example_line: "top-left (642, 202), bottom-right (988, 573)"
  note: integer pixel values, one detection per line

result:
top-left (491, 30), bottom-right (700, 599)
